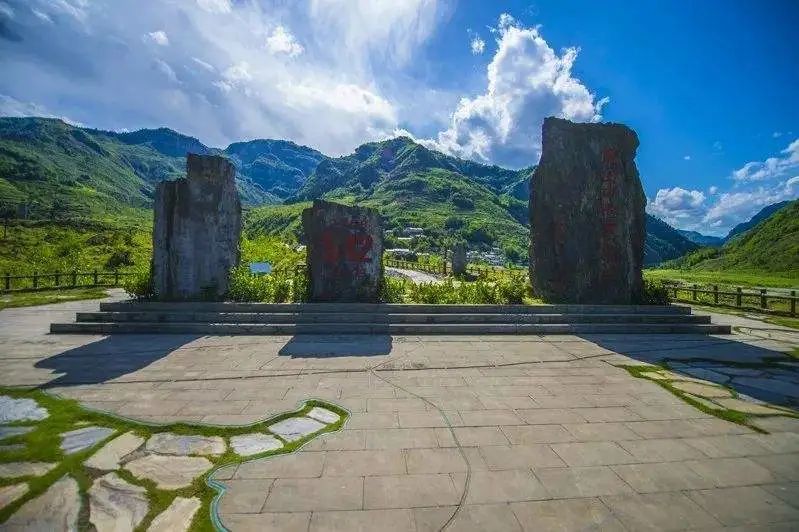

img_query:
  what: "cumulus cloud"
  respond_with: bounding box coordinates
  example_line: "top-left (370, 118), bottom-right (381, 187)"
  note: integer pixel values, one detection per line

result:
top-left (732, 138), bottom-right (799, 181)
top-left (144, 30), bottom-right (169, 46)
top-left (647, 187), bottom-right (706, 226)
top-left (683, 155), bottom-right (691, 161)
top-left (0, 93), bottom-right (81, 125)
top-left (196, 0), bottom-right (231, 14)
top-left (265, 25), bottom-right (304, 57)
top-left (470, 36), bottom-right (485, 55)
top-left (422, 14), bottom-right (605, 168)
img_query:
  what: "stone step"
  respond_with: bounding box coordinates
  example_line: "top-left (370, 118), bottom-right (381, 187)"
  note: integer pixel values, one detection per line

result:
top-left (50, 321), bottom-right (731, 335)
top-left (98, 302), bottom-right (692, 315)
top-left (75, 311), bottom-right (712, 325)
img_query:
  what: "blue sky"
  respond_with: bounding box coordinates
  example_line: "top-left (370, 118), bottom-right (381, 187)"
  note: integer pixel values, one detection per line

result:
top-left (0, 0), bottom-right (797, 235)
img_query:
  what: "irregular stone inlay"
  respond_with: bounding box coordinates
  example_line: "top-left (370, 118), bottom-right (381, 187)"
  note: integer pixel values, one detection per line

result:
top-left (147, 496), bottom-right (201, 532)
top-left (714, 397), bottom-right (791, 415)
top-left (60, 426), bottom-right (115, 455)
top-left (89, 472), bottom-right (149, 532)
top-left (671, 381), bottom-right (732, 398)
top-left (0, 426), bottom-right (34, 441)
top-left (306, 407), bottom-right (340, 424)
top-left (0, 461), bottom-right (57, 478)
top-left (146, 433), bottom-right (225, 456)
top-left (124, 454), bottom-right (212, 490)
top-left (0, 482), bottom-right (28, 511)
top-left (3, 476), bottom-right (80, 531)
top-left (0, 395), bottom-right (48, 423)
top-left (268, 416), bottom-right (326, 442)
top-left (85, 432), bottom-right (145, 471)
top-left (229, 433), bottom-right (283, 456)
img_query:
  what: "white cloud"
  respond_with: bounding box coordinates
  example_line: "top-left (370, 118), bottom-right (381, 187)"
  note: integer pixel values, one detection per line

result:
top-left (422, 14), bottom-right (605, 168)
top-left (31, 8), bottom-right (52, 23)
top-left (470, 36), bottom-right (485, 55)
top-left (773, 131), bottom-right (782, 138)
top-left (195, 0), bottom-right (231, 14)
top-left (0, 94), bottom-right (81, 125)
top-left (0, 2), bottom-right (14, 19)
top-left (708, 186), bottom-right (718, 195)
top-left (732, 138), bottom-right (799, 181)
top-left (145, 30), bottom-right (169, 46)
top-left (683, 155), bottom-right (691, 161)
top-left (265, 25), bottom-right (304, 57)
top-left (647, 187), bottom-right (706, 227)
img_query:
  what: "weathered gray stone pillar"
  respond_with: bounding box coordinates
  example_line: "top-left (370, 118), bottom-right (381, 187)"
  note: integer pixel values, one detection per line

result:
top-left (302, 200), bottom-right (383, 302)
top-left (152, 154), bottom-right (241, 300)
top-left (530, 117), bottom-right (645, 304)
top-left (451, 243), bottom-right (467, 276)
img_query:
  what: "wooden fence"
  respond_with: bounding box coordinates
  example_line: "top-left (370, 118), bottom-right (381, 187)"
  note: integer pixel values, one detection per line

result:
top-left (1, 270), bottom-right (136, 293)
top-left (664, 281), bottom-right (797, 316)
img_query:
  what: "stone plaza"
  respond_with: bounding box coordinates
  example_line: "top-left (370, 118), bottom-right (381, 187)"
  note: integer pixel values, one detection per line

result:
top-left (1, 293), bottom-right (798, 531)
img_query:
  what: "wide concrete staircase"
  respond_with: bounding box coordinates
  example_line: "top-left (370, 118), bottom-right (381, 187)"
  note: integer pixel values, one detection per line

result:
top-left (50, 302), bottom-right (731, 335)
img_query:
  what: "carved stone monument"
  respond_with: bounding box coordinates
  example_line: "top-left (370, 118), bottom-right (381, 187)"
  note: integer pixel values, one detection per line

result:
top-left (302, 200), bottom-right (383, 302)
top-left (152, 154), bottom-right (241, 300)
top-left (530, 117), bottom-right (645, 304)
top-left (451, 243), bottom-right (467, 276)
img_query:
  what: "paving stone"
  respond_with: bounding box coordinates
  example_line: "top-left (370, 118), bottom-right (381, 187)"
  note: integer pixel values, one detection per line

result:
top-left (444, 426), bottom-right (510, 446)
top-left (687, 486), bottom-right (799, 526)
top-left (269, 416), bottom-right (326, 442)
top-left (617, 438), bottom-right (707, 462)
top-left (3, 476), bottom-right (80, 530)
top-left (263, 476), bottom-right (363, 511)
top-left (125, 454), bottom-right (212, 489)
top-left (322, 449), bottom-right (405, 476)
top-left (685, 457), bottom-right (775, 487)
top-left (671, 381), bottom-right (732, 398)
top-left (511, 498), bottom-right (626, 531)
top-left (458, 409), bottom-right (524, 426)
top-left (733, 377), bottom-right (799, 399)
top-left (751, 454), bottom-right (799, 481)
top-left (501, 424), bottom-right (574, 444)
top-left (611, 462), bottom-right (715, 493)
top-left (221, 512), bottom-right (311, 531)
top-left (516, 408), bottom-right (586, 424)
top-left (415, 504), bottom-right (523, 532)
top-left (147, 496), bottom-right (201, 532)
top-left (562, 422), bottom-right (641, 442)
top-left (218, 479), bottom-right (273, 513)
top-left (364, 473), bottom-right (460, 509)
top-left (760, 482), bottom-right (799, 506)
top-left (0, 461), bottom-right (57, 478)
top-left (463, 469), bottom-right (549, 504)
top-left (366, 428), bottom-right (440, 449)
top-left (670, 365), bottom-right (730, 384)
top-left (751, 416), bottom-right (799, 433)
top-left (85, 432), bottom-right (144, 470)
top-left (683, 393), bottom-right (722, 410)
top-left (0, 425), bottom-right (34, 441)
top-left (306, 407), bottom-right (340, 424)
top-left (0, 395), bottom-right (48, 423)
top-left (233, 450), bottom-right (325, 479)
top-left (479, 444), bottom-right (566, 469)
top-left (534, 466), bottom-right (633, 497)
top-left (600, 492), bottom-right (720, 530)
top-left (714, 397), bottom-right (791, 415)
top-left (683, 435), bottom-right (774, 458)
top-left (311, 509), bottom-right (416, 532)
top-left (146, 433), bottom-right (225, 456)
top-left (0, 482), bottom-right (28, 511)
top-left (89, 472), bottom-right (149, 532)
top-left (550, 441), bottom-right (636, 467)
top-left (60, 426), bottom-right (115, 454)
top-left (405, 447), bottom-right (470, 474)
top-left (230, 433), bottom-right (283, 456)
top-left (745, 432), bottom-right (799, 454)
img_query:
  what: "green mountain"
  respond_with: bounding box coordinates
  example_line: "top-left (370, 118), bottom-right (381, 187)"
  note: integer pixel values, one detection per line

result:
top-left (644, 215), bottom-right (700, 266)
top-left (663, 200), bottom-right (798, 274)
top-left (725, 200), bottom-right (792, 241)
top-left (677, 230), bottom-right (725, 247)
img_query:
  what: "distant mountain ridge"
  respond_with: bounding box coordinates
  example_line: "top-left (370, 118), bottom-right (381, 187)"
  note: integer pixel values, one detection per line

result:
top-left (677, 230), bottom-right (725, 247)
top-left (725, 201), bottom-right (793, 241)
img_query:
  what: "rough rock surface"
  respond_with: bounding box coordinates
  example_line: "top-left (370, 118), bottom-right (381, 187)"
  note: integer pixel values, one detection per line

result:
top-left (307, 407), bottom-right (340, 424)
top-left (147, 496), bottom-right (201, 532)
top-left (152, 154), bottom-right (242, 300)
top-left (530, 117), bottom-right (646, 304)
top-left (0, 426), bottom-right (34, 440)
top-left (0, 395), bottom-right (48, 423)
top-left (60, 426), bottom-right (115, 454)
top-left (302, 200), bottom-right (383, 302)
top-left (124, 454), bottom-right (212, 490)
top-left (85, 432), bottom-right (144, 470)
top-left (451, 243), bottom-right (467, 276)
top-left (229, 433), bottom-right (283, 456)
top-left (0, 461), bottom-right (57, 478)
top-left (0, 482), bottom-right (28, 510)
top-left (145, 433), bottom-right (225, 456)
top-left (3, 476), bottom-right (80, 530)
top-left (89, 472), bottom-right (149, 532)
top-left (268, 416), bottom-right (326, 442)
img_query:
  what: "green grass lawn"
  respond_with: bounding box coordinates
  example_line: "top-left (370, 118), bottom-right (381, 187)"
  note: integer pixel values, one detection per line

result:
top-left (0, 287), bottom-right (110, 310)
top-left (645, 268), bottom-right (798, 289)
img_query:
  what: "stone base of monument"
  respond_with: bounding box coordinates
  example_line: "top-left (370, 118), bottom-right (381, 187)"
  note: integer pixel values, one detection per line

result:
top-left (51, 302), bottom-right (730, 335)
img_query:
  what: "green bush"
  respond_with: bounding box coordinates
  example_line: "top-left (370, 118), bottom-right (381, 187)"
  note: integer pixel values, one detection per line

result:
top-left (638, 279), bottom-right (671, 305)
top-left (227, 265), bottom-right (309, 303)
top-left (123, 268), bottom-right (153, 299)
top-left (380, 277), bottom-right (408, 303)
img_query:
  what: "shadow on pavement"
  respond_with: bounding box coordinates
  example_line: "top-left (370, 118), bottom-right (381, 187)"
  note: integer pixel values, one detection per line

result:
top-left (582, 334), bottom-right (799, 408)
top-left (35, 334), bottom-right (200, 387)
top-left (279, 334), bottom-right (392, 358)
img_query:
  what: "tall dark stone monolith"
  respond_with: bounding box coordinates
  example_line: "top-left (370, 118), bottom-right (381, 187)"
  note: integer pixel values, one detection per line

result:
top-left (452, 243), bottom-right (467, 276)
top-left (152, 154), bottom-right (241, 300)
top-left (530, 117), bottom-right (645, 304)
top-left (303, 200), bottom-right (383, 302)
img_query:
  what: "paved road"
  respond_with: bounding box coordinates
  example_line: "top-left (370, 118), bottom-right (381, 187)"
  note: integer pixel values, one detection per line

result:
top-left (2, 295), bottom-right (798, 530)
top-left (386, 267), bottom-right (442, 284)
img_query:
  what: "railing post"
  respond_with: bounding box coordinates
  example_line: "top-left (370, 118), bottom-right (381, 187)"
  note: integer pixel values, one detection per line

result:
top-left (736, 287), bottom-right (742, 307)
top-left (692, 284), bottom-right (697, 301)
top-left (114, 270), bottom-right (119, 285)
top-left (93, 269), bottom-right (98, 286)
top-left (71, 270), bottom-right (77, 286)
top-left (713, 285), bottom-right (718, 304)
top-left (4, 273), bottom-right (9, 291)
top-left (791, 290), bottom-right (796, 317)
top-left (55, 272), bottom-right (60, 286)
top-left (32, 271), bottom-right (38, 289)
top-left (760, 289), bottom-right (767, 309)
